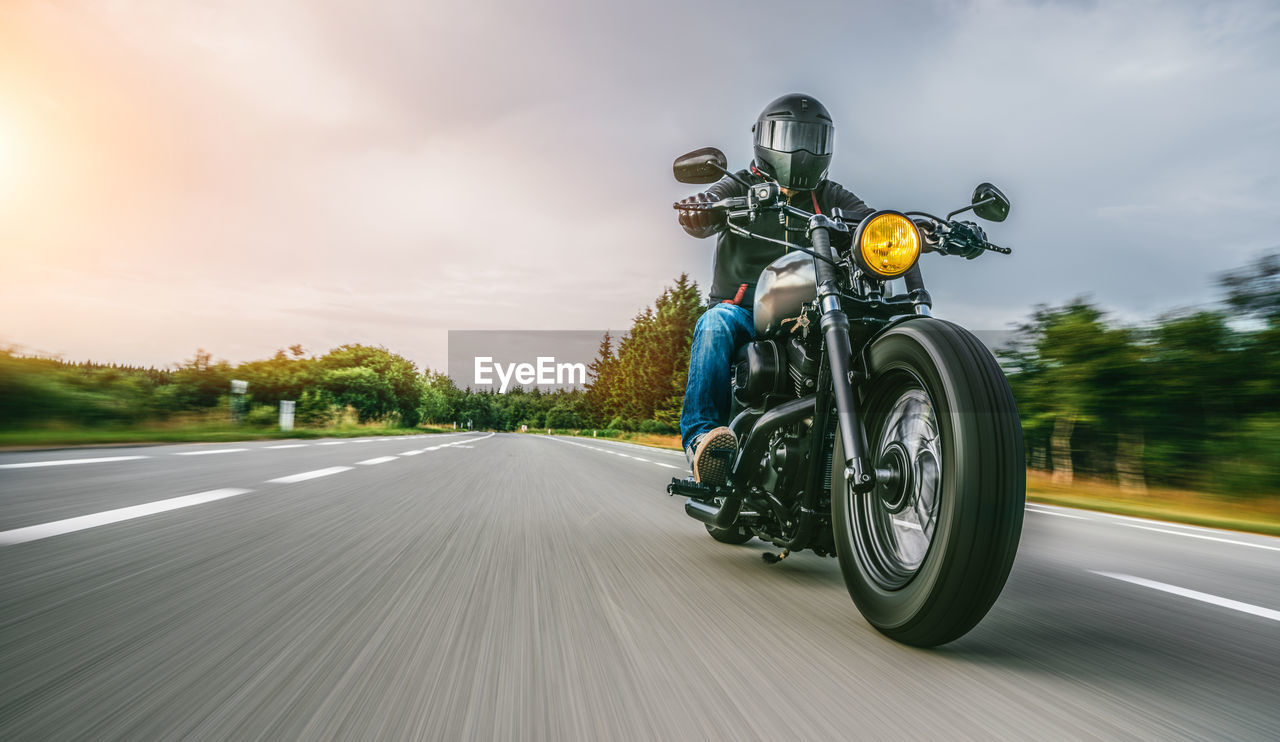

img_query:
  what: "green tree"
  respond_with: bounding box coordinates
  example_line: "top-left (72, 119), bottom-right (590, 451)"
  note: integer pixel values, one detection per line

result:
top-left (320, 344), bottom-right (424, 425)
top-left (1003, 301), bottom-right (1145, 486)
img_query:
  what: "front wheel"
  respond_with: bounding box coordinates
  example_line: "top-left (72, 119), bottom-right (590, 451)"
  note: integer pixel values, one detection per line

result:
top-left (832, 318), bottom-right (1024, 647)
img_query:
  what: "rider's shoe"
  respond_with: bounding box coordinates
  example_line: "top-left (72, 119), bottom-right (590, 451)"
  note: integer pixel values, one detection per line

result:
top-left (688, 426), bottom-right (737, 486)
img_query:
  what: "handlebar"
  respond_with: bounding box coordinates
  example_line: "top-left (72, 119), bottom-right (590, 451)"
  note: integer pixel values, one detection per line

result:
top-left (673, 197), bottom-right (1012, 256)
top-left (669, 196), bottom-right (746, 212)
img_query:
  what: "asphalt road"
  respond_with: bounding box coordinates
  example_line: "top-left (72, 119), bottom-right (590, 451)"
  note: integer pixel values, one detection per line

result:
top-left (1, 433), bottom-right (1278, 740)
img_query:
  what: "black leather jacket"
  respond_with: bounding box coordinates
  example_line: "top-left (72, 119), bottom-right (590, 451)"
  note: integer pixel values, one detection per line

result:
top-left (683, 169), bottom-right (875, 309)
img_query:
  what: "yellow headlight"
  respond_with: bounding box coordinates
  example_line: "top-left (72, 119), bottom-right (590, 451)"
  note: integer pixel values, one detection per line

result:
top-left (858, 212), bottom-right (920, 279)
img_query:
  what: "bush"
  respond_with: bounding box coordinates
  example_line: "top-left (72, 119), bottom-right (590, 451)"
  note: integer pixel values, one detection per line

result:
top-left (244, 404), bottom-right (279, 428)
top-left (295, 390), bottom-right (337, 427)
top-left (608, 416), bottom-right (635, 432)
top-left (1210, 415), bottom-right (1280, 496)
top-left (546, 403), bottom-right (584, 429)
top-left (638, 419), bottom-right (675, 434)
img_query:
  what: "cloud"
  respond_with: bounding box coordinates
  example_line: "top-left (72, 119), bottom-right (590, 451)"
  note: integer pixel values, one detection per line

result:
top-left (1, 0), bottom-right (1278, 369)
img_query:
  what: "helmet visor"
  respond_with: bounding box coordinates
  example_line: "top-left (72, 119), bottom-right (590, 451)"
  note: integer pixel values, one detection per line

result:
top-left (755, 120), bottom-right (834, 155)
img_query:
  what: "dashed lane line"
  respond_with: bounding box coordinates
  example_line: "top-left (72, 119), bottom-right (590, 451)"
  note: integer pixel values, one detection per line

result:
top-left (544, 435), bottom-right (686, 471)
top-left (268, 466), bottom-right (353, 484)
top-left (1, 437), bottom-right (492, 546)
top-left (265, 444), bottom-right (309, 450)
top-left (584, 437), bottom-right (687, 458)
top-left (0, 456), bottom-right (150, 470)
top-left (1093, 571), bottom-right (1280, 622)
top-left (415, 432), bottom-right (497, 454)
top-left (0, 488), bottom-right (253, 546)
top-left (174, 448), bottom-right (249, 456)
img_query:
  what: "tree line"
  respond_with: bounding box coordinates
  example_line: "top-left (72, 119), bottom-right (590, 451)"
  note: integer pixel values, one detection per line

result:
top-left (1001, 252), bottom-right (1278, 496)
top-left (2, 254), bottom-right (1276, 495)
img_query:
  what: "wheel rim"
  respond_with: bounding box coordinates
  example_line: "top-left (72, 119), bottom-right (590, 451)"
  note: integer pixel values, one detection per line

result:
top-left (851, 375), bottom-right (942, 590)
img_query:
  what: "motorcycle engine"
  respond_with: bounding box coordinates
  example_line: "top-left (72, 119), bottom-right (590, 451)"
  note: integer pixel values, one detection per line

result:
top-left (731, 340), bottom-right (787, 407)
top-left (758, 426), bottom-right (810, 494)
top-left (732, 316), bottom-right (823, 407)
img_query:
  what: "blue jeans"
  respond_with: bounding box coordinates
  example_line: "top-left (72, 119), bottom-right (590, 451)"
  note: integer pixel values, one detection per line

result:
top-left (680, 303), bottom-right (756, 451)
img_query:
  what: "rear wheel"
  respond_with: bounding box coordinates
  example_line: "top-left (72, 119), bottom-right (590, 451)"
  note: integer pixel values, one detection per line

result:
top-left (832, 318), bottom-right (1024, 647)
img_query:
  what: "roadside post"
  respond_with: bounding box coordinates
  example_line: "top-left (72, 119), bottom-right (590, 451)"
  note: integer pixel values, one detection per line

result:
top-left (230, 380), bottom-right (248, 423)
top-left (279, 400), bottom-right (295, 431)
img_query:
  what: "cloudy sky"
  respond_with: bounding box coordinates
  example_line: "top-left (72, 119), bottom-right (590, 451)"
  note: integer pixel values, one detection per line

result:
top-left (1, 0), bottom-right (1277, 371)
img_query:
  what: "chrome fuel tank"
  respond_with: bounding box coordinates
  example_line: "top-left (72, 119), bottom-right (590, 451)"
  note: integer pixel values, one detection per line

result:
top-left (753, 251), bottom-right (816, 337)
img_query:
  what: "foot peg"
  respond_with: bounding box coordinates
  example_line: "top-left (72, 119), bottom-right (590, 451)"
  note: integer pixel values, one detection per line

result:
top-left (762, 550), bottom-right (790, 564)
top-left (669, 477), bottom-right (742, 529)
top-left (667, 477), bottom-right (732, 502)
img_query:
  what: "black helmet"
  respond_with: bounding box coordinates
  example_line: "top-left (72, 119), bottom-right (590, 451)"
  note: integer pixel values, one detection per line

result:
top-left (751, 93), bottom-right (834, 191)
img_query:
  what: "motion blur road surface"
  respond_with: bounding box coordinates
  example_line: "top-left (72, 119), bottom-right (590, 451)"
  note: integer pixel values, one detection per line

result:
top-left (2, 433), bottom-right (1278, 740)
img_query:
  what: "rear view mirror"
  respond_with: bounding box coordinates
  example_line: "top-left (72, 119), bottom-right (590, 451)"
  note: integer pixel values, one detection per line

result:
top-left (673, 147), bottom-right (728, 184)
top-left (971, 183), bottom-right (1010, 222)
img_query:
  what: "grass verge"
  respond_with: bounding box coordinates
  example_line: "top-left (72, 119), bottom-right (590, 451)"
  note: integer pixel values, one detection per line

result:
top-left (1026, 470), bottom-right (1280, 537)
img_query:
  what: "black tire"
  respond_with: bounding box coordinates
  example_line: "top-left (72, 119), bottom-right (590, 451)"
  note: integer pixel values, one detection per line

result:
top-left (832, 318), bottom-right (1024, 647)
top-left (705, 523), bottom-right (754, 544)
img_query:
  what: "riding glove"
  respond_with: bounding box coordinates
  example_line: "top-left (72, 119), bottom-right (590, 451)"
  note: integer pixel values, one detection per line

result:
top-left (677, 192), bottom-right (724, 235)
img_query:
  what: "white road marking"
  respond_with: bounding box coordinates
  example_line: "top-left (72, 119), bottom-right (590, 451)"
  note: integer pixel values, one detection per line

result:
top-left (587, 437), bottom-right (688, 458)
top-left (1026, 506), bottom-right (1088, 520)
top-left (268, 466), bottom-right (352, 484)
top-left (0, 455), bottom-right (149, 470)
top-left (0, 488), bottom-right (253, 546)
top-left (1071, 507), bottom-right (1266, 536)
top-left (421, 432), bottom-right (495, 452)
top-left (174, 448), bottom-right (248, 456)
top-left (544, 435), bottom-right (687, 471)
top-left (1109, 522), bottom-right (1280, 553)
top-left (399, 450), bottom-right (424, 456)
top-left (358, 456), bottom-right (398, 465)
top-left (317, 441), bottom-right (347, 446)
top-left (265, 444), bottom-right (308, 450)
top-left (1093, 571), bottom-right (1280, 622)
top-left (1027, 504), bottom-right (1280, 551)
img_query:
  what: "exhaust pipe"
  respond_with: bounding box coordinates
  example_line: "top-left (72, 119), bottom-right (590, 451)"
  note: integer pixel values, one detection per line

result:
top-left (731, 395), bottom-right (815, 477)
top-left (684, 497), bottom-right (742, 529)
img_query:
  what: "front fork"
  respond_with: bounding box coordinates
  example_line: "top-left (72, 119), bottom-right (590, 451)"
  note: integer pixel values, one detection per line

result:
top-left (808, 217), bottom-right (876, 494)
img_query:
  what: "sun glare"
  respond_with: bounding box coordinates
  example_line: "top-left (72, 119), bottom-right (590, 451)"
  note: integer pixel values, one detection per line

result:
top-left (0, 113), bottom-right (28, 212)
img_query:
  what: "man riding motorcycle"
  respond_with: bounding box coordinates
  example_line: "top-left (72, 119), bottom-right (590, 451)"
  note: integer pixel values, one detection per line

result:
top-left (676, 93), bottom-right (978, 484)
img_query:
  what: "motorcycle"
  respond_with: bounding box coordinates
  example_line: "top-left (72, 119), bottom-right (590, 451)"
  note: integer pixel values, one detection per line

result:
top-left (668, 147), bottom-right (1025, 647)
